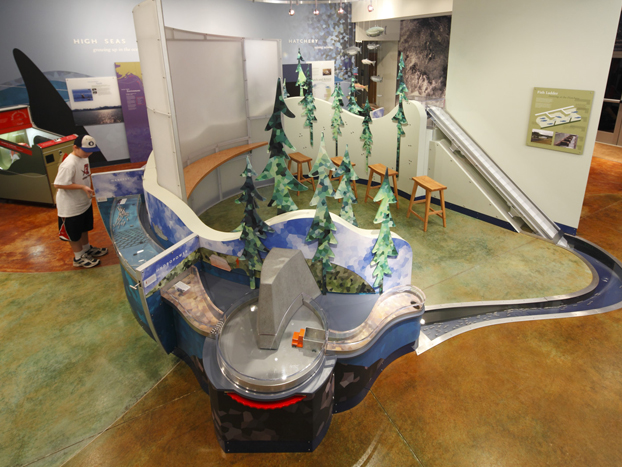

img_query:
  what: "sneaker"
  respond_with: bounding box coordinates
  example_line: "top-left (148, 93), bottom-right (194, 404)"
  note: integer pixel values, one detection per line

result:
top-left (86, 246), bottom-right (108, 257)
top-left (73, 254), bottom-right (101, 268)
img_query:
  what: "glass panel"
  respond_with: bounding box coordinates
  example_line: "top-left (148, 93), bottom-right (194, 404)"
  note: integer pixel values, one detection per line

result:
top-left (604, 58), bottom-right (622, 99)
top-left (598, 101), bottom-right (619, 133)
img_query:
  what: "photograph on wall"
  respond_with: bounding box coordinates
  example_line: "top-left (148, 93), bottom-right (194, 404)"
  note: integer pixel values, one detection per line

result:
top-left (66, 77), bottom-right (124, 126)
top-left (526, 87), bottom-right (594, 154)
top-left (530, 129), bottom-right (553, 146)
top-left (398, 16), bottom-right (451, 100)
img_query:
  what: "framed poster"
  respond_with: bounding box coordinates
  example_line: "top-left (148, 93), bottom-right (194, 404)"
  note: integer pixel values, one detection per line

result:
top-left (526, 87), bottom-right (594, 155)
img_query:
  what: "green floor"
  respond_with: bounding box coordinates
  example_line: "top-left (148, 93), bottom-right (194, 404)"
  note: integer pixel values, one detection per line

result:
top-left (200, 183), bottom-right (593, 305)
top-left (2, 185), bottom-right (592, 466)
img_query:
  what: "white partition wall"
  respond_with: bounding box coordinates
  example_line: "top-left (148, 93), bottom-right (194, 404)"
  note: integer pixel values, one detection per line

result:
top-left (133, 0), bottom-right (280, 204)
top-left (166, 29), bottom-right (247, 166)
top-left (133, 0), bottom-right (186, 201)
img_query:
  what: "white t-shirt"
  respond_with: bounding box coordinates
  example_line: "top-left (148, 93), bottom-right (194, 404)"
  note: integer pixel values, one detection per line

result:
top-left (54, 153), bottom-right (92, 218)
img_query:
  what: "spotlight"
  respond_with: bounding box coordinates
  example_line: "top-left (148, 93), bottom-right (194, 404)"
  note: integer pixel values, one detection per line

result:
top-left (368, 1), bottom-right (373, 12)
top-left (313, 0), bottom-right (319, 15)
top-left (338, 2), bottom-right (344, 14)
top-left (288, 0), bottom-right (294, 15)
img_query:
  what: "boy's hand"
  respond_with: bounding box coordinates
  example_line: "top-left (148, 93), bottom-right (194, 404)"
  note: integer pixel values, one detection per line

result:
top-left (82, 186), bottom-right (95, 197)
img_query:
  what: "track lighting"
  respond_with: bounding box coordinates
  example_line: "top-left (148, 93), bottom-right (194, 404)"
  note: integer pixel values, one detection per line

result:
top-left (288, 0), bottom-right (294, 15)
top-left (368, 0), bottom-right (373, 12)
top-left (313, 0), bottom-right (319, 15)
top-left (338, 2), bottom-right (344, 14)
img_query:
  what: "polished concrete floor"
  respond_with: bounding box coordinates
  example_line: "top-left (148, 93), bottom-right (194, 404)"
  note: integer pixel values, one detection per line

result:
top-left (1, 143), bottom-right (622, 466)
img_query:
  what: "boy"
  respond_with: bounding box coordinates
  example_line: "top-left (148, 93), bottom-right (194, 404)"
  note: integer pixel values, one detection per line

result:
top-left (54, 134), bottom-right (108, 268)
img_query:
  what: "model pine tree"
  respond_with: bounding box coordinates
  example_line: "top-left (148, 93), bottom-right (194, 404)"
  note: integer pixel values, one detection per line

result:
top-left (346, 76), bottom-right (363, 115)
top-left (257, 78), bottom-right (307, 212)
top-left (360, 97), bottom-right (373, 170)
top-left (295, 48), bottom-right (307, 95)
top-left (235, 157), bottom-right (273, 289)
top-left (283, 78), bottom-right (289, 99)
top-left (371, 168), bottom-right (398, 293)
top-left (393, 53), bottom-right (410, 176)
top-left (309, 132), bottom-right (336, 178)
top-left (330, 83), bottom-right (345, 156)
top-left (300, 68), bottom-right (317, 147)
top-left (306, 136), bottom-right (337, 295)
top-left (333, 144), bottom-right (359, 226)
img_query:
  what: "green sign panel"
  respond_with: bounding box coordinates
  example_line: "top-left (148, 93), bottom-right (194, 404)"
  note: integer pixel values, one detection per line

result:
top-left (526, 87), bottom-right (594, 155)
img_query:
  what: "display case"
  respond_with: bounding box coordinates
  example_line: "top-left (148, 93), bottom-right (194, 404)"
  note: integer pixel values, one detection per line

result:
top-left (0, 106), bottom-right (76, 205)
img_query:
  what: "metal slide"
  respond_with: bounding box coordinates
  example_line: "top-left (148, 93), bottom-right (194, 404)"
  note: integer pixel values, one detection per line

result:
top-left (427, 106), bottom-right (567, 247)
top-left (418, 107), bottom-right (622, 344)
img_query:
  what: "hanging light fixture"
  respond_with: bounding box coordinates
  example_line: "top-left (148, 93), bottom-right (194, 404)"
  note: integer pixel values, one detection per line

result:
top-left (313, 0), bottom-right (319, 15)
top-left (338, 2), bottom-right (344, 14)
top-left (288, 0), bottom-right (294, 15)
top-left (368, 0), bottom-right (374, 12)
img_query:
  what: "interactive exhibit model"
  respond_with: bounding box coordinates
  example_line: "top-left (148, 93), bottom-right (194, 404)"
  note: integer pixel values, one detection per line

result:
top-left (90, 0), bottom-right (622, 453)
top-left (0, 106), bottom-right (77, 204)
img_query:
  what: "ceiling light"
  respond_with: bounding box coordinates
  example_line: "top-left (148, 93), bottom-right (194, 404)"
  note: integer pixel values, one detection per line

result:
top-left (338, 2), bottom-right (344, 13)
top-left (289, 0), bottom-right (294, 15)
top-left (368, 0), bottom-right (373, 12)
top-left (313, 0), bottom-right (319, 14)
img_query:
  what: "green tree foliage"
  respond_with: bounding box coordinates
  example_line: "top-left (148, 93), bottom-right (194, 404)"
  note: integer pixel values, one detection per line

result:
top-left (306, 140), bottom-right (337, 294)
top-left (346, 76), bottom-right (363, 115)
top-left (257, 78), bottom-right (307, 212)
top-left (371, 168), bottom-right (398, 293)
top-left (393, 52), bottom-right (410, 175)
top-left (309, 132), bottom-right (336, 177)
top-left (300, 68), bottom-right (317, 146)
top-left (235, 157), bottom-right (273, 289)
top-left (333, 144), bottom-right (359, 227)
top-left (295, 48), bottom-right (307, 93)
top-left (361, 97), bottom-right (373, 170)
top-left (330, 83), bottom-right (345, 155)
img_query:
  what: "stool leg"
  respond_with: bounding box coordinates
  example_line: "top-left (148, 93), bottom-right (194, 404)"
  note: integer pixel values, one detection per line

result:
top-left (307, 161), bottom-right (315, 190)
top-left (288, 159), bottom-right (292, 174)
top-left (407, 182), bottom-right (418, 218)
top-left (297, 163), bottom-right (302, 196)
top-left (440, 189), bottom-right (447, 228)
top-left (365, 173), bottom-right (374, 203)
top-left (392, 174), bottom-right (399, 209)
top-left (352, 179), bottom-right (358, 199)
top-left (424, 190), bottom-right (431, 232)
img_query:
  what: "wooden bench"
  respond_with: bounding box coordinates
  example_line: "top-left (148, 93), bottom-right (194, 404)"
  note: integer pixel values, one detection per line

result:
top-left (287, 151), bottom-right (315, 195)
top-left (364, 163), bottom-right (399, 209)
top-left (407, 175), bottom-right (447, 232)
top-left (330, 156), bottom-right (358, 198)
top-left (184, 142), bottom-right (268, 197)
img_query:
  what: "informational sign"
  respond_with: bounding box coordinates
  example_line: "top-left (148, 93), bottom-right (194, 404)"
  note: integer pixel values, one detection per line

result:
top-left (526, 87), bottom-right (594, 155)
top-left (310, 60), bottom-right (334, 101)
top-left (115, 62), bottom-right (152, 162)
top-left (66, 76), bottom-right (124, 126)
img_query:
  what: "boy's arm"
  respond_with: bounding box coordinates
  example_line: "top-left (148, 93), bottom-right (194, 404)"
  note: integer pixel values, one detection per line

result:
top-left (54, 183), bottom-right (94, 196)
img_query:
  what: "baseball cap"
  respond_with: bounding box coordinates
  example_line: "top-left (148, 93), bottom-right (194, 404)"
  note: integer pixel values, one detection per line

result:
top-left (74, 134), bottom-right (100, 153)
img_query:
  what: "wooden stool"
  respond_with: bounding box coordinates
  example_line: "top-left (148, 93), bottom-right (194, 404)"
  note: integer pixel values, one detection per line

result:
top-left (364, 163), bottom-right (399, 209)
top-left (407, 175), bottom-right (447, 232)
top-left (330, 156), bottom-right (358, 198)
top-left (287, 152), bottom-right (315, 195)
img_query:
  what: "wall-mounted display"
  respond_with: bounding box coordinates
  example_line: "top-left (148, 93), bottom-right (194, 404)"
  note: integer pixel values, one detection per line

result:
top-left (526, 87), bottom-right (594, 155)
top-left (66, 76), bottom-right (124, 126)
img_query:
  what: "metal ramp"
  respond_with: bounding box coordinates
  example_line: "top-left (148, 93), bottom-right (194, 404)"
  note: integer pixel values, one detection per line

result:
top-left (427, 106), bottom-right (567, 247)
